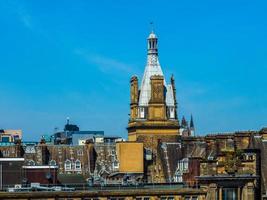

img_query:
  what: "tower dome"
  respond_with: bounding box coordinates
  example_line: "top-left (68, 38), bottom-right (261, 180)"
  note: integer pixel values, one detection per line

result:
top-left (148, 31), bottom-right (157, 39)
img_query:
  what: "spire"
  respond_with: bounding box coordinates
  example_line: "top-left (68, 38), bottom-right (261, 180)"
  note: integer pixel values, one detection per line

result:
top-left (149, 22), bottom-right (155, 34)
top-left (181, 116), bottom-right (188, 128)
top-left (138, 30), bottom-right (164, 106)
top-left (190, 114), bottom-right (195, 136)
top-left (190, 114), bottom-right (194, 129)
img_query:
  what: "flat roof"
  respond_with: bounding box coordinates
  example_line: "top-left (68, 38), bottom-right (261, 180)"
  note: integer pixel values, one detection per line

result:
top-left (0, 158), bottom-right (24, 161)
top-left (22, 166), bottom-right (58, 169)
top-left (0, 187), bottom-right (207, 198)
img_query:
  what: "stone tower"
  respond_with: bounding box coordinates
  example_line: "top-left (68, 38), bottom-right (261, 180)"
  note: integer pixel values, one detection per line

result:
top-left (127, 31), bottom-right (179, 183)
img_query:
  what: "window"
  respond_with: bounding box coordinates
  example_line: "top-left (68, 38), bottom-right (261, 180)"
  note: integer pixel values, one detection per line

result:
top-left (112, 154), bottom-right (118, 162)
top-left (139, 107), bottom-right (145, 118)
top-left (113, 161), bottom-right (119, 169)
top-left (174, 174), bottom-right (183, 183)
top-left (169, 107), bottom-right (175, 119)
top-left (222, 188), bottom-right (238, 200)
top-left (184, 159), bottom-right (189, 171)
top-left (77, 149), bottom-right (83, 156)
top-left (160, 197), bottom-right (174, 200)
top-left (2, 150), bottom-right (9, 157)
top-left (179, 158), bottom-right (189, 172)
top-left (83, 198), bottom-right (99, 200)
top-left (1, 136), bottom-right (10, 143)
top-left (49, 160), bottom-right (57, 166)
top-left (109, 198), bottom-right (124, 200)
top-left (13, 135), bottom-right (20, 141)
top-left (65, 160), bottom-right (72, 171)
top-left (136, 197), bottom-right (150, 200)
top-left (75, 160), bottom-right (81, 171)
top-left (11, 149), bottom-right (15, 154)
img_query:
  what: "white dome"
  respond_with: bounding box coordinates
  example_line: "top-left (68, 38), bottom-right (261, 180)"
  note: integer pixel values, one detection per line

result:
top-left (148, 32), bottom-right (157, 39)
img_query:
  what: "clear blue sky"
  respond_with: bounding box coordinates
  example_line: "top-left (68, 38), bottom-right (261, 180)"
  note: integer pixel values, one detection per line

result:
top-left (0, 0), bottom-right (267, 141)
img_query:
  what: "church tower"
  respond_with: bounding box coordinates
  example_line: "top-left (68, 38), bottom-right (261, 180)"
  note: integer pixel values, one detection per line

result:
top-left (127, 31), bottom-right (180, 183)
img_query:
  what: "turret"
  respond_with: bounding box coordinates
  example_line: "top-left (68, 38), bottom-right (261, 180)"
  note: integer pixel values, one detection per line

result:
top-left (190, 114), bottom-right (195, 136)
top-left (171, 75), bottom-right (178, 119)
top-left (147, 31), bottom-right (158, 55)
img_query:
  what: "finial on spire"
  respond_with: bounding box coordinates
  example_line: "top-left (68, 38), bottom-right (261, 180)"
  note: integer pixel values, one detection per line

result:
top-left (147, 23), bottom-right (158, 54)
top-left (150, 21), bottom-right (154, 33)
top-left (171, 74), bottom-right (175, 82)
top-left (148, 22), bottom-right (157, 39)
top-left (190, 114), bottom-right (195, 136)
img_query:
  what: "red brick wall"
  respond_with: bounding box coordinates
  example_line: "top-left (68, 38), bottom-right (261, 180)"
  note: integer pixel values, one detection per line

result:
top-left (24, 168), bottom-right (58, 185)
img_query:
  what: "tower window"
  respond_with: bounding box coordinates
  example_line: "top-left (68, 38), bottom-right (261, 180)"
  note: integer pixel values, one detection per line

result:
top-left (169, 107), bottom-right (175, 119)
top-left (139, 107), bottom-right (145, 118)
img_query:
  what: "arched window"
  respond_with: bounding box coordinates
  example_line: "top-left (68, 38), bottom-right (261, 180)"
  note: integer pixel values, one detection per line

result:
top-left (49, 160), bottom-right (57, 166)
top-left (65, 159), bottom-right (71, 171)
top-left (75, 160), bottom-right (81, 171)
top-left (139, 107), bottom-right (145, 118)
top-left (28, 160), bottom-right (35, 166)
top-left (169, 107), bottom-right (175, 119)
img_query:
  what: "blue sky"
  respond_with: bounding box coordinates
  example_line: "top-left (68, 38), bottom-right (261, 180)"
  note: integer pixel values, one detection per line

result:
top-left (0, 0), bottom-right (267, 141)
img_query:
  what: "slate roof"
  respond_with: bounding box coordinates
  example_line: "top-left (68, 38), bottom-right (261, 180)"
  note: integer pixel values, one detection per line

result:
top-left (159, 142), bottom-right (183, 182)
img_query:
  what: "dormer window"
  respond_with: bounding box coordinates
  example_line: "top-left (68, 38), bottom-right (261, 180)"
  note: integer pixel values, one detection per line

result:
top-left (75, 160), bottom-right (81, 171)
top-left (65, 160), bottom-right (72, 171)
top-left (49, 160), bottom-right (57, 166)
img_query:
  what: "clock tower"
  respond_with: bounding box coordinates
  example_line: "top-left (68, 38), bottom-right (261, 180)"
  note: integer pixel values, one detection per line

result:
top-left (127, 31), bottom-right (180, 183)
